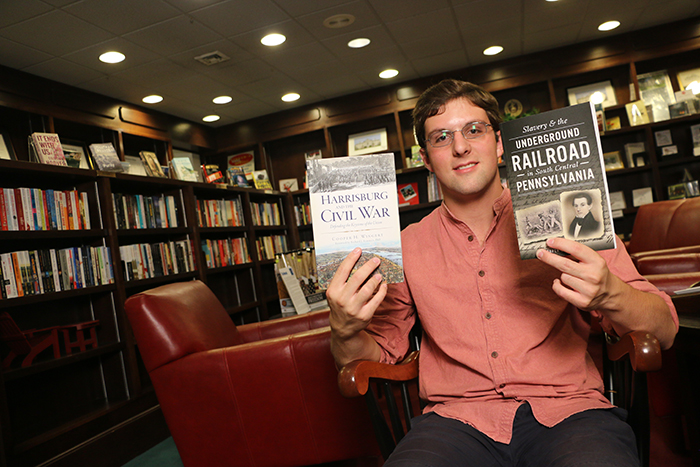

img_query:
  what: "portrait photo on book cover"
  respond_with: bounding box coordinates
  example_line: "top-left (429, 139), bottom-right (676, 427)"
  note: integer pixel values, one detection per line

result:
top-left (561, 189), bottom-right (604, 241)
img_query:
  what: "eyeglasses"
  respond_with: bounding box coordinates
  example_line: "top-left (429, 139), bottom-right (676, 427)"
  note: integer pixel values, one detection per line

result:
top-left (426, 121), bottom-right (492, 147)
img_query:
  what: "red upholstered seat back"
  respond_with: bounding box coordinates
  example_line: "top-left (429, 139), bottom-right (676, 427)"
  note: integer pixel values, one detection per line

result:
top-left (627, 197), bottom-right (700, 254)
top-left (124, 280), bottom-right (243, 372)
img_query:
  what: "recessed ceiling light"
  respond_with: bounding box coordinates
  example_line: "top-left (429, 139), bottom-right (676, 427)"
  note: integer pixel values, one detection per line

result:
top-left (379, 69), bottom-right (399, 79)
top-left (282, 93), bottom-right (300, 102)
top-left (142, 95), bottom-right (163, 104)
top-left (213, 96), bottom-right (232, 104)
top-left (598, 21), bottom-right (620, 31)
top-left (203, 115), bottom-right (220, 122)
top-left (483, 46), bottom-right (503, 56)
top-left (99, 51), bottom-right (125, 64)
top-left (348, 38), bottom-right (370, 49)
top-left (261, 33), bottom-right (286, 46)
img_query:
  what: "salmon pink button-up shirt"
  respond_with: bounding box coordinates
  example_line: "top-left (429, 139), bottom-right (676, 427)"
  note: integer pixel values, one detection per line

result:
top-left (366, 189), bottom-right (677, 444)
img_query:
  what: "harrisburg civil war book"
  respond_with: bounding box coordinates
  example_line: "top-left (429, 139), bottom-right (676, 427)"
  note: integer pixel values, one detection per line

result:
top-left (307, 153), bottom-right (403, 288)
top-left (501, 102), bottom-right (616, 260)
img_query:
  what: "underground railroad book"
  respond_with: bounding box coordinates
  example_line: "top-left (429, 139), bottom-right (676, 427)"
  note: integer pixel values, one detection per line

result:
top-left (501, 102), bottom-right (616, 260)
top-left (307, 153), bottom-right (403, 288)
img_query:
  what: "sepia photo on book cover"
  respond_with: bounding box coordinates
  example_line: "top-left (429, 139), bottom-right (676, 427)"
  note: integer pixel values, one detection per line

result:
top-left (501, 102), bottom-right (616, 260)
top-left (307, 153), bottom-right (403, 288)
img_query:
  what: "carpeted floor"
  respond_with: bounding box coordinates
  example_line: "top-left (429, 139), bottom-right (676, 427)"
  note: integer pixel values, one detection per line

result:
top-left (122, 437), bottom-right (183, 467)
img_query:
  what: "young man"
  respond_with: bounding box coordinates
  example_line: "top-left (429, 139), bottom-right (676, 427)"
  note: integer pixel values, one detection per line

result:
top-left (327, 79), bottom-right (677, 467)
top-left (568, 192), bottom-right (601, 239)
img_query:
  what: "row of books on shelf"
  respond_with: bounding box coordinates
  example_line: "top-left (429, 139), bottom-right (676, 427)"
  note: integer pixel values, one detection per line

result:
top-left (256, 235), bottom-right (288, 261)
top-left (119, 240), bottom-right (195, 281)
top-left (0, 187), bottom-right (91, 232)
top-left (201, 237), bottom-right (251, 269)
top-left (195, 198), bottom-right (245, 228)
top-left (426, 173), bottom-right (444, 203)
top-left (0, 246), bottom-right (114, 299)
top-left (294, 201), bottom-right (311, 226)
top-left (250, 201), bottom-right (283, 226)
top-left (112, 193), bottom-right (179, 230)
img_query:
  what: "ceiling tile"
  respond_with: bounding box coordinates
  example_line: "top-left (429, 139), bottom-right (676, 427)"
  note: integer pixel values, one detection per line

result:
top-left (112, 59), bottom-right (201, 89)
top-left (24, 57), bottom-right (104, 86)
top-left (399, 31), bottom-right (463, 60)
top-left (411, 49), bottom-right (469, 77)
top-left (270, 0), bottom-right (354, 17)
top-left (0, 0), bottom-right (53, 28)
top-left (263, 42), bottom-right (337, 73)
top-left (385, 8), bottom-right (458, 44)
top-left (155, 74), bottom-right (248, 106)
top-left (0, 37), bottom-right (53, 69)
top-left (163, 0), bottom-right (228, 13)
top-left (76, 74), bottom-right (153, 103)
top-left (202, 58), bottom-right (276, 87)
top-left (0, 10), bottom-right (114, 56)
top-left (168, 40), bottom-right (255, 71)
top-left (189, 0), bottom-right (290, 36)
top-left (370, 0), bottom-right (452, 22)
top-left (64, 0), bottom-right (181, 35)
top-left (123, 16), bottom-right (223, 56)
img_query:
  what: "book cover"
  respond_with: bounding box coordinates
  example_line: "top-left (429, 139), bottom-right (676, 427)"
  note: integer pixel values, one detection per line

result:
top-left (89, 143), bottom-right (123, 172)
top-left (227, 167), bottom-right (250, 187)
top-left (307, 153), bottom-right (404, 288)
top-left (30, 133), bottom-right (67, 166)
top-left (501, 102), bottom-right (616, 260)
top-left (139, 151), bottom-right (166, 177)
top-left (252, 169), bottom-right (273, 190)
top-left (397, 182), bottom-right (419, 206)
top-left (171, 157), bottom-right (199, 181)
top-left (202, 164), bottom-right (225, 183)
top-left (227, 151), bottom-right (255, 180)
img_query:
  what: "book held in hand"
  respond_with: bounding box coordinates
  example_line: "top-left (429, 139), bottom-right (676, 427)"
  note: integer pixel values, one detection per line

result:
top-left (30, 133), bottom-right (67, 166)
top-left (307, 153), bottom-right (404, 288)
top-left (501, 102), bottom-right (616, 259)
top-left (89, 142), bottom-right (123, 172)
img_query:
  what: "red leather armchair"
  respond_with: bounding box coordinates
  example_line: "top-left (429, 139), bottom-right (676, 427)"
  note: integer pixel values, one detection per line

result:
top-left (626, 197), bottom-right (700, 294)
top-left (124, 280), bottom-right (379, 467)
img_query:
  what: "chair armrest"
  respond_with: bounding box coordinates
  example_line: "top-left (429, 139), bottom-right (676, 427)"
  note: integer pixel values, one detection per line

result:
top-left (642, 272), bottom-right (700, 295)
top-left (635, 253), bottom-right (700, 275)
top-left (606, 331), bottom-right (661, 372)
top-left (338, 351), bottom-right (419, 398)
top-left (632, 245), bottom-right (700, 264)
top-left (237, 309), bottom-right (330, 342)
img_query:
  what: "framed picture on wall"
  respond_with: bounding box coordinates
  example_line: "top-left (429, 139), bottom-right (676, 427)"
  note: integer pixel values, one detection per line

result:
top-left (567, 81), bottom-right (617, 108)
top-left (348, 128), bottom-right (388, 156)
top-left (0, 130), bottom-right (16, 160)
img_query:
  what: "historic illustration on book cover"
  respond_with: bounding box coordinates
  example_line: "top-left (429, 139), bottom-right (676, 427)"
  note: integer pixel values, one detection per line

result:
top-left (30, 133), bottom-right (67, 166)
top-left (307, 153), bottom-right (403, 288)
top-left (501, 102), bottom-right (616, 260)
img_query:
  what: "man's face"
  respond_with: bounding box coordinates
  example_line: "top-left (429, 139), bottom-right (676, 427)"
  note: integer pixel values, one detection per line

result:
top-left (573, 197), bottom-right (592, 218)
top-left (420, 98), bottom-right (503, 204)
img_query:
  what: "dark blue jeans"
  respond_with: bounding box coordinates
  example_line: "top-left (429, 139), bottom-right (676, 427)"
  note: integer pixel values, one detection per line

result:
top-left (383, 402), bottom-right (639, 467)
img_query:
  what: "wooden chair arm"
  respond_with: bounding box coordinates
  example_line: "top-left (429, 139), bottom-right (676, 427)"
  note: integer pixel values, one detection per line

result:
top-left (606, 331), bottom-right (661, 372)
top-left (338, 350), bottom-right (419, 398)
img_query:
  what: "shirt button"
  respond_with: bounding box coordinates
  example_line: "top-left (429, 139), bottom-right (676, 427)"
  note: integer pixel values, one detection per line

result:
top-left (479, 270), bottom-right (485, 277)
top-left (468, 235), bottom-right (474, 242)
top-left (485, 312), bottom-right (492, 319)
top-left (491, 351), bottom-right (498, 358)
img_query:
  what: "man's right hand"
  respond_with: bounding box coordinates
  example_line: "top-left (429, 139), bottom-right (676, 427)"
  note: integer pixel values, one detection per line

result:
top-left (327, 248), bottom-right (386, 365)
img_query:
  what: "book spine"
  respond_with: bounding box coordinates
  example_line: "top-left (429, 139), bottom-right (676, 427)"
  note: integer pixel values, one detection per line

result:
top-left (0, 189), bottom-right (7, 231)
top-left (5, 189), bottom-right (18, 231)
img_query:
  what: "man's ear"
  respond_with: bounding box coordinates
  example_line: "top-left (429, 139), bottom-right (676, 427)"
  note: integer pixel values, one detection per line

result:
top-left (420, 147), bottom-right (433, 172)
top-left (496, 131), bottom-right (504, 160)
